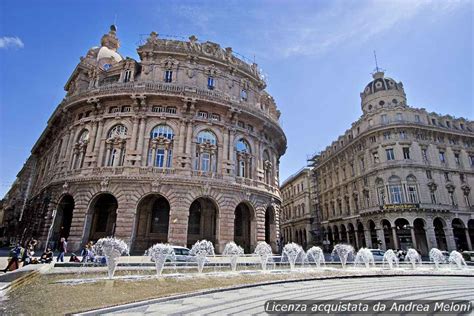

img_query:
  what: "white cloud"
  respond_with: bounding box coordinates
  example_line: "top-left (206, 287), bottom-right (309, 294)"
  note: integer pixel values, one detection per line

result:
top-left (0, 36), bottom-right (24, 49)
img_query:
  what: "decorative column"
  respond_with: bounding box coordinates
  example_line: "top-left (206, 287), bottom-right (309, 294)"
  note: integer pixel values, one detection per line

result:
top-left (376, 227), bottom-right (386, 250)
top-left (391, 227), bottom-right (399, 249)
top-left (354, 230), bottom-right (360, 249)
top-left (130, 117), bottom-right (139, 151)
top-left (104, 143), bottom-right (111, 166)
top-left (177, 119), bottom-right (186, 155)
top-left (444, 227), bottom-right (457, 251)
top-left (424, 223), bottom-right (437, 250)
top-left (465, 228), bottom-right (473, 251)
top-left (410, 226), bottom-right (418, 249)
top-left (94, 119), bottom-right (105, 165)
top-left (137, 116), bottom-right (146, 165)
top-left (185, 120), bottom-right (193, 154)
top-left (364, 229), bottom-right (372, 248)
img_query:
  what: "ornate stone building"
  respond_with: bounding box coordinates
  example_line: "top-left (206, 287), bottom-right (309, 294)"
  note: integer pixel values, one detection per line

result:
top-left (280, 168), bottom-right (315, 249)
top-left (1, 26), bottom-right (286, 253)
top-left (309, 71), bottom-right (474, 255)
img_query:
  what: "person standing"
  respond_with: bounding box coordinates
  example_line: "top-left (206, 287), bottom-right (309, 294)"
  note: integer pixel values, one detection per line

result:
top-left (57, 237), bottom-right (67, 262)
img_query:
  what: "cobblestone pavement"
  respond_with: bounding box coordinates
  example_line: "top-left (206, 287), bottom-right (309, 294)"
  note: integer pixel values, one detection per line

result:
top-left (102, 276), bottom-right (474, 315)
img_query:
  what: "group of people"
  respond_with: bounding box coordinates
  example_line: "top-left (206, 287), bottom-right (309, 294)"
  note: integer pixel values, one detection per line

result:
top-left (1, 237), bottom-right (98, 273)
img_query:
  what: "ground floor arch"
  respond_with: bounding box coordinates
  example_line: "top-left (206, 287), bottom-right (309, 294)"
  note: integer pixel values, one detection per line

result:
top-left (434, 217), bottom-right (447, 251)
top-left (50, 194), bottom-right (74, 249)
top-left (133, 194), bottom-right (171, 253)
top-left (413, 218), bottom-right (428, 255)
top-left (452, 218), bottom-right (468, 251)
top-left (86, 193), bottom-right (118, 242)
top-left (234, 202), bottom-right (255, 253)
top-left (187, 197), bottom-right (218, 248)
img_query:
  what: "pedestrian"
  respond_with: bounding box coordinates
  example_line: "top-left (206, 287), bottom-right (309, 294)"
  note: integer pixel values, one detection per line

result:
top-left (69, 253), bottom-right (81, 262)
top-left (57, 237), bottom-right (67, 262)
top-left (2, 244), bottom-right (22, 273)
top-left (40, 248), bottom-right (54, 264)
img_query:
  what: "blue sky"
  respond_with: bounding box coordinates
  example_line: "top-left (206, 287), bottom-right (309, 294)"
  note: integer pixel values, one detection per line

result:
top-left (0, 0), bottom-right (472, 197)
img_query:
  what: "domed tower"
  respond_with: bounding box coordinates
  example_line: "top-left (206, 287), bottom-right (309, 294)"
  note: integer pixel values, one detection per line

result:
top-left (360, 71), bottom-right (407, 114)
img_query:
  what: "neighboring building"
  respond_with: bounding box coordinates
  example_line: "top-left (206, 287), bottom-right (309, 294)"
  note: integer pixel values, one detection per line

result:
top-left (309, 71), bottom-right (474, 255)
top-left (280, 168), bottom-right (314, 249)
top-left (2, 26), bottom-right (287, 253)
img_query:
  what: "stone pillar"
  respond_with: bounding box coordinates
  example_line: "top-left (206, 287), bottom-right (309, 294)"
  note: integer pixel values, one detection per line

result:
top-left (228, 129), bottom-right (235, 160)
top-left (391, 227), bottom-right (399, 249)
top-left (410, 227), bottom-right (418, 249)
top-left (60, 131), bottom-right (71, 159)
top-left (425, 224), bottom-right (437, 250)
top-left (364, 230), bottom-right (372, 248)
top-left (222, 129), bottom-right (229, 162)
top-left (137, 117), bottom-right (146, 165)
top-left (95, 119), bottom-right (105, 165)
top-left (346, 231), bottom-right (351, 246)
top-left (88, 120), bottom-right (99, 154)
top-left (185, 121), bottom-right (193, 155)
top-left (104, 145), bottom-right (111, 166)
top-left (177, 119), bottom-right (186, 154)
top-left (444, 227), bottom-right (457, 251)
top-left (114, 147), bottom-right (122, 167)
top-left (114, 202), bottom-right (136, 247)
top-left (354, 230), bottom-right (360, 249)
top-left (130, 117), bottom-right (139, 151)
top-left (465, 228), bottom-right (473, 251)
top-left (376, 228), bottom-right (386, 250)
top-left (168, 203), bottom-right (189, 248)
top-left (217, 207), bottom-right (235, 253)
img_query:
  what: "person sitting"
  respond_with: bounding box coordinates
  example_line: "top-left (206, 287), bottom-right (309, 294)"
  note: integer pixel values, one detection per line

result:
top-left (69, 253), bottom-right (81, 262)
top-left (40, 248), bottom-right (53, 264)
top-left (2, 244), bottom-right (22, 273)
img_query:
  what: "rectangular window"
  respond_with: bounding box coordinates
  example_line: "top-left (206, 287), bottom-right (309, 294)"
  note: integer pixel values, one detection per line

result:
top-left (430, 192), bottom-right (437, 204)
top-left (124, 70), bottom-right (132, 82)
top-left (383, 132), bottom-right (391, 140)
top-left (152, 106), bottom-right (164, 113)
top-left (396, 113), bottom-right (403, 121)
top-left (431, 118), bottom-right (436, 125)
top-left (403, 147), bottom-right (410, 159)
top-left (415, 115), bottom-right (421, 123)
top-left (207, 76), bottom-right (215, 89)
top-left (444, 172), bottom-right (450, 181)
top-left (469, 155), bottom-right (474, 166)
top-left (211, 113), bottom-right (220, 121)
top-left (166, 107), bottom-right (177, 114)
top-left (399, 131), bottom-right (407, 139)
top-left (460, 123), bottom-right (465, 130)
top-left (386, 148), bottom-right (395, 161)
top-left (439, 151), bottom-right (446, 163)
top-left (240, 89), bottom-right (248, 101)
top-left (454, 153), bottom-right (460, 165)
top-left (247, 124), bottom-right (254, 132)
top-left (389, 185), bottom-right (403, 204)
top-left (121, 106), bottom-right (131, 112)
top-left (426, 170), bottom-right (432, 179)
top-left (237, 121), bottom-right (245, 128)
top-left (422, 148), bottom-right (428, 161)
top-left (381, 114), bottom-right (388, 124)
top-left (460, 173), bottom-right (465, 183)
top-left (198, 111), bottom-right (208, 119)
top-left (370, 136), bottom-right (376, 143)
top-left (360, 158), bottom-right (365, 170)
top-left (164, 70), bottom-right (173, 83)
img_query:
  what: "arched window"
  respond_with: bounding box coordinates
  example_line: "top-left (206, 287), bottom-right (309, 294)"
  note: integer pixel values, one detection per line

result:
top-left (236, 138), bottom-right (251, 178)
top-left (388, 176), bottom-right (403, 204)
top-left (72, 129), bottom-right (89, 169)
top-left (407, 175), bottom-right (419, 203)
top-left (376, 178), bottom-right (385, 206)
top-left (195, 130), bottom-right (217, 172)
top-left (263, 150), bottom-right (273, 185)
top-left (148, 124), bottom-right (174, 168)
top-left (105, 124), bottom-right (127, 167)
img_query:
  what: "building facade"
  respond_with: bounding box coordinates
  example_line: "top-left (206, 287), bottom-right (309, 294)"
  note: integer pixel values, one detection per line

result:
top-left (1, 26), bottom-right (287, 253)
top-left (280, 168), bottom-right (314, 249)
top-left (309, 71), bottom-right (474, 255)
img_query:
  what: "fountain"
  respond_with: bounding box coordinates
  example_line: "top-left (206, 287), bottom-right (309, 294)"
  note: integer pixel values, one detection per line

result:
top-left (405, 248), bottom-right (421, 269)
top-left (429, 248), bottom-right (446, 269)
top-left (306, 246), bottom-right (325, 268)
top-left (92, 237), bottom-right (129, 279)
top-left (145, 243), bottom-right (176, 276)
top-left (282, 243), bottom-right (305, 270)
top-left (354, 248), bottom-right (375, 268)
top-left (448, 251), bottom-right (467, 269)
top-left (223, 242), bottom-right (244, 272)
top-left (382, 249), bottom-right (399, 269)
top-left (331, 244), bottom-right (354, 268)
top-left (254, 241), bottom-right (273, 271)
top-left (190, 240), bottom-right (215, 273)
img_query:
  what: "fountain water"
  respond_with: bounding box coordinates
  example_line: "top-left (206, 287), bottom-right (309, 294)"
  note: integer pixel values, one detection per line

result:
top-left (382, 249), bottom-right (399, 269)
top-left (354, 248), bottom-right (375, 268)
top-left (92, 237), bottom-right (129, 279)
top-left (223, 242), bottom-right (244, 272)
top-left (331, 244), bottom-right (354, 268)
top-left (448, 251), bottom-right (467, 269)
top-left (306, 246), bottom-right (325, 268)
top-left (282, 243), bottom-right (305, 270)
top-left (190, 240), bottom-right (215, 273)
top-left (405, 248), bottom-right (421, 269)
top-left (254, 242), bottom-right (273, 271)
top-left (429, 248), bottom-right (446, 269)
top-left (145, 243), bottom-right (176, 276)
